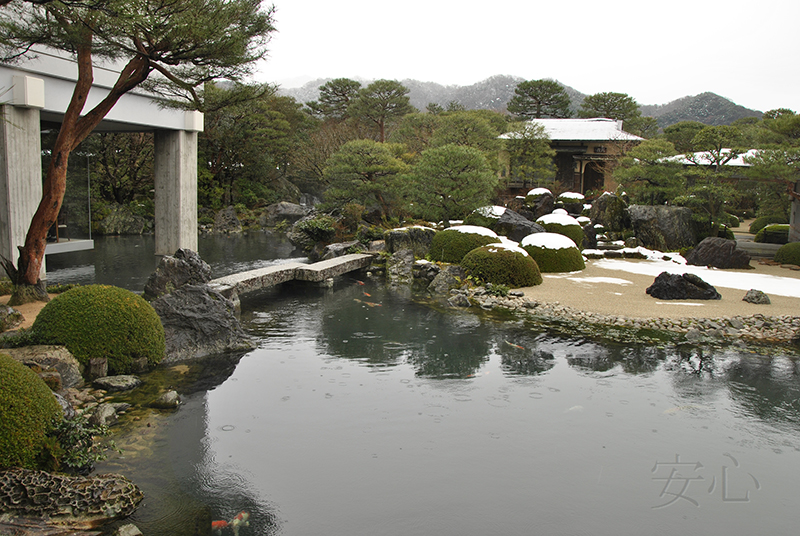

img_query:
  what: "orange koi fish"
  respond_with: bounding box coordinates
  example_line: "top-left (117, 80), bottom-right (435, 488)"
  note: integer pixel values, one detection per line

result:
top-left (363, 292), bottom-right (371, 297)
top-left (364, 301), bottom-right (382, 307)
top-left (355, 279), bottom-right (365, 285)
top-left (505, 340), bottom-right (525, 350)
top-left (212, 519), bottom-right (229, 534)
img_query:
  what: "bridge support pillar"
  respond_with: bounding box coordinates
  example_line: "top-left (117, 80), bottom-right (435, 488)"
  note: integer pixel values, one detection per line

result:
top-left (0, 102), bottom-right (45, 277)
top-left (154, 114), bottom-right (201, 255)
top-left (790, 180), bottom-right (799, 243)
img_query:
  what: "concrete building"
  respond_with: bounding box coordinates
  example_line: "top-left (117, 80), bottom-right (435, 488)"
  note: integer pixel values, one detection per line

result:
top-left (1, 47), bottom-right (202, 278)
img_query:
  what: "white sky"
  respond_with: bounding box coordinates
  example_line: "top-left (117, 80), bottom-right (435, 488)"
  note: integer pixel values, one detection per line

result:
top-left (254, 0), bottom-right (800, 113)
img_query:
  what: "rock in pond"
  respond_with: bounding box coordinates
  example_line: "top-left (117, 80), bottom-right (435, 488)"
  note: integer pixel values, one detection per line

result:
top-left (150, 390), bottom-right (181, 409)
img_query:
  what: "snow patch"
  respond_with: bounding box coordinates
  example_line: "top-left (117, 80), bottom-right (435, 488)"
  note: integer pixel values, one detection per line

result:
top-left (446, 225), bottom-right (498, 237)
top-left (537, 213), bottom-right (581, 227)
top-left (558, 192), bottom-right (585, 201)
top-left (527, 187), bottom-right (552, 197)
top-left (475, 205), bottom-right (506, 219)
top-left (521, 232), bottom-right (577, 250)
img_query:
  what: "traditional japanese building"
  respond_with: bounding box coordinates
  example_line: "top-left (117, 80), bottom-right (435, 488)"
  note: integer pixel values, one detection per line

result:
top-left (499, 118), bottom-right (643, 196)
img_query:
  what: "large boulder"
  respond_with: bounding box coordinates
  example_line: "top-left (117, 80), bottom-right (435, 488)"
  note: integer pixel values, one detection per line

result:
top-left (384, 226), bottom-right (436, 257)
top-left (493, 209), bottom-right (546, 242)
top-left (3, 345), bottom-right (84, 389)
top-left (143, 248), bottom-right (212, 301)
top-left (627, 205), bottom-right (696, 251)
top-left (150, 284), bottom-right (255, 364)
top-left (214, 206), bottom-right (242, 234)
top-left (684, 237), bottom-right (752, 269)
top-left (261, 201), bottom-right (310, 227)
top-left (590, 192), bottom-right (629, 233)
top-left (386, 249), bottom-right (415, 287)
top-left (645, 272), bottom-right (721, 300)
top-left (427, 264), bottom-right (467, 295)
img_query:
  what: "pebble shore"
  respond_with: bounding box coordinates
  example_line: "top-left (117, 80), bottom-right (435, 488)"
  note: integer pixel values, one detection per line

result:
top-left (460, 287), bottom-right (800, 348)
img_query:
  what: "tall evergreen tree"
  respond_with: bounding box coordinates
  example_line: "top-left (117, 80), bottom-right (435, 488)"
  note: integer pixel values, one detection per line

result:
top-left (507, 79), bottom-right (571, 119)
top-left (348, 79), bottom-right (415, 142)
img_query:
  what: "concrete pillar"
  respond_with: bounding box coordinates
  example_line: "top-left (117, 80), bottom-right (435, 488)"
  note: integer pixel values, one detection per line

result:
top-left (790, 180), bottom-right (800, 243)
top-left (154, 129), bottom-right (198, 255)
top-left (0, 104), bottom-right (45, 275)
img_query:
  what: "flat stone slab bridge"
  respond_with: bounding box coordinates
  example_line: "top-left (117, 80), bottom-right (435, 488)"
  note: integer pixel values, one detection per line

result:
top-left (208, 253), bottom-right (374, 308)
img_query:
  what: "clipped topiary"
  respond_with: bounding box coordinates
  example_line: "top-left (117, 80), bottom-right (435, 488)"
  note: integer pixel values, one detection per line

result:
top-left (32, 285), bottom-right (165, 375)
top-left (774, 242), bottom-right (800, 265)
top-left (460, 242), bottom-right (542, 288)
top-left (0, 354), bottom-right (62, 469)
top-left (754, 224), bottom-right (789, 244)
top-left (536, 212), bottom-right (585, 248)
top-left (749, 214), bottom-right (788, 234)
top-left (521, 232), bottom-right (585, 273)
top-left (463, 206), bottom-right (506, 229)
top-left (428, 225), bottom-right (499, 263)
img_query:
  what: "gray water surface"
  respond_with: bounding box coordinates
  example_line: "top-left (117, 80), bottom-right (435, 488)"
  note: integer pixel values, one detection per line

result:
top-left (64, 236), bottom-right (800, 535)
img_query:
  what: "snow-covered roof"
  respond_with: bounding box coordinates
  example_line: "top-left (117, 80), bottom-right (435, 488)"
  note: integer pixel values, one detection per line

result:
top-left (501, 118), bottom-right (644, 142)
top-left (665, 148), bottom-right (759, 167)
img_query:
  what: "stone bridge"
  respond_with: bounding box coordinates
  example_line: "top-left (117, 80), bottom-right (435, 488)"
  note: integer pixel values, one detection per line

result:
top-left (209, 253), bottom-right (374, 308)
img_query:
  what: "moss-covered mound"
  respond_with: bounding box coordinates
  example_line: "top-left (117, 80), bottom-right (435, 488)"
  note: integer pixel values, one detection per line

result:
top-left (32, 285), bottom-right (165, 375)
top-left (463, 206), bottom-right (506, 229)
top-left (460, 243), bottom-right (542, 288)
top-left (428, 226), bottom-right (499, 263)
top-left (774, 242), bottom-right (800, 265)
top-left (754, 224), bottom-right (789, 244)
top-left (535, 213), bottom-right (585, 247)
top-left (0, 354), bottom-right (62, 469)
top-left (749, 214), bottom-right (788, 234)
top-left (521, 233), bottom-right (586, 273)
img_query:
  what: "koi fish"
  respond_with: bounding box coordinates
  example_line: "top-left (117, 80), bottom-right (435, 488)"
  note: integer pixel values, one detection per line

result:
top-left (355, 280), bottom-right (365, 286)
top-left (231, 511), bottom-right (250, 536)
top-left (504, 340), bottom-right (525, 350)
top-left (363, 292), bottom-right (371, 297)
top-left (364, 301), bottom-right (382, 307)
top-left (211, 520), bottom-right (229, 535)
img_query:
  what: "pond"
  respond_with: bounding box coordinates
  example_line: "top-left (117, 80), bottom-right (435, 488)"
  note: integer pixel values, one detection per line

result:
top-left (50, 236), bottom-right (800, 536)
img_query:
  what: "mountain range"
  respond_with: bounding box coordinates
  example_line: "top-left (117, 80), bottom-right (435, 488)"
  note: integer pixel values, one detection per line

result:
top-left (277, 75), bottom-right (763, 129)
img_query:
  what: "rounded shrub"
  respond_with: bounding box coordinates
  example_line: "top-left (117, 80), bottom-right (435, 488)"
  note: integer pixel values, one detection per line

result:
top-left (536, 213), bottom-right (585, 248)
top-left (521, 233), bottom-right (585, 273)
top-left (428, 225), bottom-right (499, 263)
top-left (32, 285), bottom-right (165, 375)
top-left (0, 354), bottom-right (62, 469)
top-left (749, 214), bottom-right (787, 234)
top-left (463, 206), bottom-right (506, 229)
top-left (460, 243), bottom-right (542, 288)
top-left (754, 224), bottom-right (789, 244)
top-left (774, 242), bottom-right (800, 265)
top-left (524, 187), bottom-right (553, 206)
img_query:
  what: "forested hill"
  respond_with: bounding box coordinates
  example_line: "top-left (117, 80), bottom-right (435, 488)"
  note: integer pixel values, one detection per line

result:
top-left (277, 77), bottom-right (762, 128)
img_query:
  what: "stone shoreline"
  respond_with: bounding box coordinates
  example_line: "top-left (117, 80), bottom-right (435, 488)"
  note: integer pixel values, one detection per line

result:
top-left (456, 287), bottom-right (800, 348)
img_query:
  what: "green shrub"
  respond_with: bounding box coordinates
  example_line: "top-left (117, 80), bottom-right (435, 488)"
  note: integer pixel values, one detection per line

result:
top-left (428, 226), bottom-right (498, 263)
top-left (722, 212), bottom-right (740, 228)
top-left (749, 214), bottom-right (788, 234)
top-left (754, 224), bottom-right (789, 244)
top-left (295, 215), bottom-right (336, 243)
top-left (460, 244), bottom-right (542, 288)
top-left (774, 242), bottom-right (800, 265)
top-left (32, 285), bottom-right (165, 375)
top-left (0, 354), bottom-right (62, 469)
top-left (524, 187), bottom-right (553, 208)
top-left (535, 213), bottom-right (585, 248)
top-left (463, 206), bottom-right (505, 229)
top-left (521, 233), bottom-right (586, 273)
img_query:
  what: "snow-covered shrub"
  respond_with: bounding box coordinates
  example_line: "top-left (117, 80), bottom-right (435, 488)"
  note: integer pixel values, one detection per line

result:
top-left (460, 242), bottom-right (542, 288)
top-left (463, 206), bottom-right (506, 229)
top-left (535, 212), bottom-right (585, 248)
top-left (428, 225), bottom-right (499, 263)
top-left (520, 232), bottom-right (585, 273)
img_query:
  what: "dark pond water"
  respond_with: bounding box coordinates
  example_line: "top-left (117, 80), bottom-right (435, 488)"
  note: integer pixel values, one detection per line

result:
top-left (49, 236), bottom-right (800, 536)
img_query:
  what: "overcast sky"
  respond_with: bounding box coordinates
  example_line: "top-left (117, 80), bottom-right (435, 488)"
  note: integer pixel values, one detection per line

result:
top-left (253, 0), bottom-right (799, 113)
